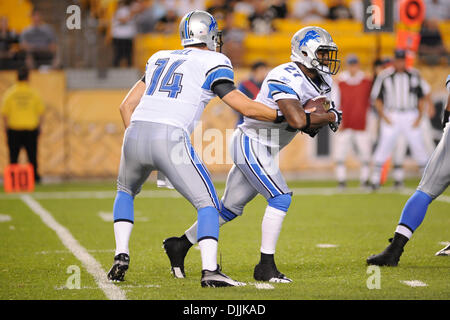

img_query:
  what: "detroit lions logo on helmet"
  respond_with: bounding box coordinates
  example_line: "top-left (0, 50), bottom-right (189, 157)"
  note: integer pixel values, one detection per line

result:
top-left (298, 30), bottom-right (320, 48)
top-left (208, 16), bottom-right (217, 32)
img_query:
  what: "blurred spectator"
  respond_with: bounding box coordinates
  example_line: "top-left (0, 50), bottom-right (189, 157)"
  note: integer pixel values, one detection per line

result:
top-left (418, 19), bottom-right (448, 66)
top-left (235, 61), bottom-right (269, 126)
top-left (291, 0), bottom-right (328, 22)
top-left (111, 0), bottom-right (139, 67)
top-left (270, 0), bottom-right (289, 19)
top-left (222, 12), bottom-right (246, 67)
top-left (349, 0), bottom-right (364, 22)
top-left (331, 55), bottom-right (373, 188)
top-left (19, 9), bottom-right (57, 69)
top-left (154, 8), bottom-right (179, 34)
top-left (328, 0), bottom-right (353, 20)
top-left (234, 0), bottom-right (255, 16)
top-left (1, 67), bottom-right (45, 183)
top-left (248, 0), bottom-right (276, 34)
top-left (424, 0), bottom-right (450, 21)
top-left (134, 0), bottom-right (166, 33)
top-left (0, 17), bottom-right (20, 70)
top-left (172, 0), bottom-right (206, 17)
top-left (207, 0), bottom-right (234, 20)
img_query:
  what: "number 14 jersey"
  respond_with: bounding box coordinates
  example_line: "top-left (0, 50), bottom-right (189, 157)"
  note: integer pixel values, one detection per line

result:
top-left (131, 47), bottom-right (234, 134)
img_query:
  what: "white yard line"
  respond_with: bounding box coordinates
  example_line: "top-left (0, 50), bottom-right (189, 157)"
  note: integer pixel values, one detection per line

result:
top-left (2, 186), bottom-right (449, 203)
top-left (401, 280), bottom-right (428, 288)
top-left (20, 194), bottom-right (127, 300)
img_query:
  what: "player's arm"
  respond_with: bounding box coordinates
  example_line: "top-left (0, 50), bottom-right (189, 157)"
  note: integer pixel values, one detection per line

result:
top-left (119, 79), bottom-right (146, 129)
top-left (374, 98), bottom-right (391, 125)
top-left (276, 99), bottom-right (337, 130)
top-left (213, 81), bottom-right (277, 122)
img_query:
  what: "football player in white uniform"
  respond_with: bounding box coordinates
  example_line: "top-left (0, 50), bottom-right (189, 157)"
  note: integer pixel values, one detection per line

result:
top-left (367, 74), bottom-right (450, 265)
top-left (108, 10), bottom-right (288, 287)
top-left (163, 26), bottom-right (343, 282)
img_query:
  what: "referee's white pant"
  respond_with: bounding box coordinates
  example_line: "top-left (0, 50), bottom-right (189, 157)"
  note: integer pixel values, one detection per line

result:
top-left (371, 110), bottom-right (430, 185)
top-left (333, 128), bottom-right (372, 184)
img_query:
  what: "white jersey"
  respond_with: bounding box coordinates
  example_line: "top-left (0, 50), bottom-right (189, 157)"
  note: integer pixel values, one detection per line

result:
top-left (131, 47), bottom-right (234, 134)
top-left (239, 62), bottom-right (333, 147)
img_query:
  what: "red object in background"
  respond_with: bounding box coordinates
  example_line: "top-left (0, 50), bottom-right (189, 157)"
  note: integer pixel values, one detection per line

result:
top-left (380, 157), bottom-right (391, 186)
top-left (4, 164), bottom-right (35, 193)
top-left (399, 0), bottom-right (425, 26)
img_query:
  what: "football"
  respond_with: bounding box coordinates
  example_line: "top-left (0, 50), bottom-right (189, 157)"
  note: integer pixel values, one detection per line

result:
top-left (303, 95), bottom-right (331, 114)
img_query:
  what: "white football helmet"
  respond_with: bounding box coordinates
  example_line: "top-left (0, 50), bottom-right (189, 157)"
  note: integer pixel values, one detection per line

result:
top-left (179, 10), bottom-right (222, 51)
top-left (291, 26), bottom-right (340, 75)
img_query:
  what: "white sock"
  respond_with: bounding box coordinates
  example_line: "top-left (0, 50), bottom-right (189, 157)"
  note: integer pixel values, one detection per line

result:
top-left (395, 225), bottom-right (412, 239)
top-left (198, 238), bottom-right (218, 271)
top-left (114, 221), bottom-right (133, 256)
top-left (185, 216), bottom-right (228, 245)
top-left (336, 163), bottom-right (346, 182)
top-left (260, 206), bottom-right (287, 254)
top-left (360, 164), bottom-right (370, 183)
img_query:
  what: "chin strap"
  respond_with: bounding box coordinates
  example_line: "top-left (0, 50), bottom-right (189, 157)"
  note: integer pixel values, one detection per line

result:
top-left (216, 31), bottom-right (223, 53)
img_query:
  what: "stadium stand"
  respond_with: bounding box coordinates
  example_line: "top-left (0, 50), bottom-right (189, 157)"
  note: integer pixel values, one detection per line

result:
top-left (0, 0), bottom-right (449, 180)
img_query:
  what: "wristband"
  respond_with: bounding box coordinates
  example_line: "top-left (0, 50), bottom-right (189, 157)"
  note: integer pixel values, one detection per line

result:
top-left (302, 112), bottom-right (311, 130)
top-left (274, 109), bottom-right (285, 123)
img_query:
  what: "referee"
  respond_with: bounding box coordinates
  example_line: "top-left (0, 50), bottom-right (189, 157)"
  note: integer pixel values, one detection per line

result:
top-left (1, 67), bottom-right (45, 183)
top-left (369, 49), bottom-right (429, 190)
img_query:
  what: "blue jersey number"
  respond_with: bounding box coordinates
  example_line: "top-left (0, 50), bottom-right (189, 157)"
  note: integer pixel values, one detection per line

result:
top-left (147, 58), bottom-right (186, 98)
top-left (284, 65), bottom-right (301, 77)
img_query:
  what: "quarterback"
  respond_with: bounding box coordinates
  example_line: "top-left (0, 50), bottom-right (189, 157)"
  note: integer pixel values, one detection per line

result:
top-left (163, 26), bottom-right (343, 282)
top-left (108, 10), bottom-right (283, 287)
top-left (367, 74), bottom-right (450, 265)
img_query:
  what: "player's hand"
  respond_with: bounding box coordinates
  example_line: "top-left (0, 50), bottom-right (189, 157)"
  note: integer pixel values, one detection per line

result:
top-left (327, 108), bottom-right (342, 132)
top-left (383, 116), bottom-right (392, 125)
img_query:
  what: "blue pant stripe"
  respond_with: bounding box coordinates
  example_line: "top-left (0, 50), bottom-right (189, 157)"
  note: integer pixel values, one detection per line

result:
top-left (219, 206), bottom-right (238, 222)
top-left (243, 135), bottom-right (281, 197)
top-left (184, 134), bottom-right (220, 209)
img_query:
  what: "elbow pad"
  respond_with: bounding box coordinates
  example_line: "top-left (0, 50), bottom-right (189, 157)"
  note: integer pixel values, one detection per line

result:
top-left (212, 80), bottom-right (236, 99)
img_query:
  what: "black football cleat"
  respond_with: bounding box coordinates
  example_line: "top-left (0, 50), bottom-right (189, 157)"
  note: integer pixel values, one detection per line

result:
top-left (163, 236), bottom-right (191, 278)
top-left (201, 265), bottom-right (246, 288)
top-left (435, 243), bottom-right (450, 256)
top-left (107, 253), bottom-right (130, 282)
top-left (253, 262), bottom-right (292, 283)
top-left (367, 238), bottom-right (404, 266)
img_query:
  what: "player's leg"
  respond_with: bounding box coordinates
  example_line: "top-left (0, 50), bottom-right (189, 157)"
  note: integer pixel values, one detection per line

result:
top-left (164, 164), bottom-right (258, 278)
top-left (367, 124), bottom-right (450, 266)
top-left (108, 122), bottom-right (154, 281)
top-left (333, 129), bottom-right (351, 188)
top-left (404, 114), bottom-right (430, 176)
top-left (182, 164), bottom-right (258, 244)
top-left (155, 125), bottom-right (243, 287)
top-left (370, 114), bottom-right (400, 189)
top-left (354, 130), bottom-right (371, 187)
top-left (392, 135), bottom-right (407, 188)
top-left (234, 130), bottom-right (293, 282)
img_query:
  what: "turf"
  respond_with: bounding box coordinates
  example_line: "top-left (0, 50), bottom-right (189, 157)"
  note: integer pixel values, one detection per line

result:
top-left (0, 179), bottom-right (449, 300)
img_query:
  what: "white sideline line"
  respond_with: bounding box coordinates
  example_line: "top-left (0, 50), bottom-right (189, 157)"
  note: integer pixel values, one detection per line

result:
top-left (20, 195), bottom-right (127, 300)
top-left (1, 187), bottom-right (448, 203)
top-left (401, 280), bottom-right (428, 287)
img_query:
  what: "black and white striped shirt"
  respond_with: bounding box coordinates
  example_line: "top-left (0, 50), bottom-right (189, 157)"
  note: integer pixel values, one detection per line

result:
top-left (371, 67), bottom-right (429, 112)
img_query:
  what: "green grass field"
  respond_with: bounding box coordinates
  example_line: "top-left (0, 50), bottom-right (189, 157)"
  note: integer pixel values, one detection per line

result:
top-left (0, 179), bottom-right (449, 300)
